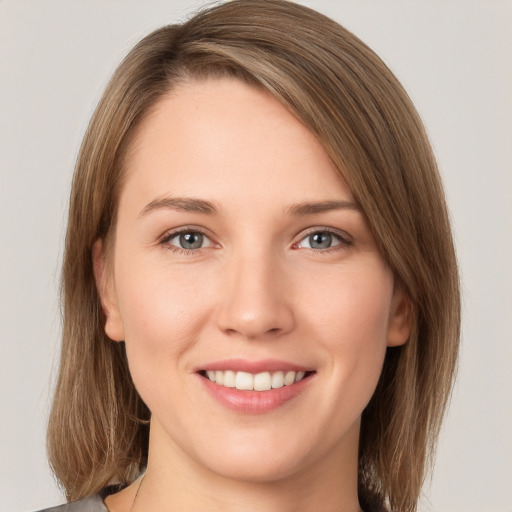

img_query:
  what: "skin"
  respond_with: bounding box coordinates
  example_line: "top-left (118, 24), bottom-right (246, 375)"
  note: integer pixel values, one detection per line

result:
top-left (96, 77), bottom-right (411, 512)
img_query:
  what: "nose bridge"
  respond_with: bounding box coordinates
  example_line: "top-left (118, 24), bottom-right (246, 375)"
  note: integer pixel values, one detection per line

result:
top-left (215, 242), bottom-right (295, 339)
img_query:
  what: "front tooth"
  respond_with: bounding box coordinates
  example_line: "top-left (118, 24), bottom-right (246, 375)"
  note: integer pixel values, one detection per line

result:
top-left (215, 370), bottom-right (224, 385)
top-left (254, 372), bottom-right (272, 391)
top-left (223, 370), bottom-right (236, 388)
top-left (235, 371), bottom-right (254, 390)
top-left (284, 371), bottom-right (296, 386)
top-left (295, 371), bottom-right (305, 382)
top-left (271, 371), bottom-right (285, 389)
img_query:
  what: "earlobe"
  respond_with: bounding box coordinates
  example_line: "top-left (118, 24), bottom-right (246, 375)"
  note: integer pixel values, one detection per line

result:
top-left (92, 239), bottom-right (125, 342)
top-left (386, 284), bottom-right (413, 347)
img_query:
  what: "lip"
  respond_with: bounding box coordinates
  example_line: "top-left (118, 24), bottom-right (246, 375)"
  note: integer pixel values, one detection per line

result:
top-left (194, 358), bottom-right (313, 374)
top-left (194, 359), bottom-right (315, 414)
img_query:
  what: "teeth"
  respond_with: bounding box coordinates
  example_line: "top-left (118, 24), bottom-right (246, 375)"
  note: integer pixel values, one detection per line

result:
top-left (295, 371), bottom-right (305, 382)
top-left (203, 369), bottom-right (308, 391)
top-left (284, 371), bottom-right (296, 386)
top-left (271, 371), bottom-right (284, 388)
top-left (223, 370), bottom-right (236, 388)
top-left (253, 372), bottom-right (272, 391)
top-left (236, 371), bottom-right (253, 390)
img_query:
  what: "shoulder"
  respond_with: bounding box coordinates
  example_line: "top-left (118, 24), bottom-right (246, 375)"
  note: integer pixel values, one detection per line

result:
top-left (31, 493), bottom-right (106, 512)
top-left (31, 486), bottom-right (123, 512)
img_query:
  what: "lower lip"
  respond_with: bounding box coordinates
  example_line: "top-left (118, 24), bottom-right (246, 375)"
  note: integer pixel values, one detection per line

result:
top-left (198, 374), bottom-right (313, 414)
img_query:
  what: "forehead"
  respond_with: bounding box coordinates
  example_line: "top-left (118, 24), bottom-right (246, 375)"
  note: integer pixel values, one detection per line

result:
top-left (120, 77), bottom-right (354, 213)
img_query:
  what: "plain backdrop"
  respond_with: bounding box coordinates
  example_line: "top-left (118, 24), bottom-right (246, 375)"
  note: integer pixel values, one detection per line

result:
top-left (1, 1), bottom-right (511, 511)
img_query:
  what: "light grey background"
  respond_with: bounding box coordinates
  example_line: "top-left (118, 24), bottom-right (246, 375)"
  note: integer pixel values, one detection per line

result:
top-left (1, 1), bottom-right (511, 511)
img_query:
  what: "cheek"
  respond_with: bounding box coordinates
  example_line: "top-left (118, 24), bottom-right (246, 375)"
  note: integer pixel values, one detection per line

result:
top-left (113, 260), bottom-right (215, 376)
top-left (301, 265), bottom-right (393, 405)
top-left (113, 262), bottom-right (220, 424)
top-left (303, 264), bottom-right (393, 345)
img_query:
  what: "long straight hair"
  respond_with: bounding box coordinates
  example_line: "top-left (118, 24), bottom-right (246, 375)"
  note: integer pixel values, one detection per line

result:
top-left (47, 2), bottom-right (460, 511)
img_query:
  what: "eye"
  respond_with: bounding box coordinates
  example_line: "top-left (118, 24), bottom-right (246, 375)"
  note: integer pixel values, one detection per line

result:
top-left (161, 229), bottom-right (214, 252)
top-left (296, 230), bottom-right (350, 250)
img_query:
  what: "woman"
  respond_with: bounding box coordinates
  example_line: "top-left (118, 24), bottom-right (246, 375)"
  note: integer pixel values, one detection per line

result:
top-left (40, 1), bottom-right (460, 511)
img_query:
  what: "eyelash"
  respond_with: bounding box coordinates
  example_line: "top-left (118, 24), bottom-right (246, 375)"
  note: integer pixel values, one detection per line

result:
top-left (293, 227), bottom-right (353, 253)
top-left (159, 227), bottom-right (214, 255)
top-left (159, 227), bottom-right (353, 255)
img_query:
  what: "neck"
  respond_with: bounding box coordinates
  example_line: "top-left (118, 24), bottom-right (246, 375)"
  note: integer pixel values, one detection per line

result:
top-left (126, 418), bottom-right (362, 512)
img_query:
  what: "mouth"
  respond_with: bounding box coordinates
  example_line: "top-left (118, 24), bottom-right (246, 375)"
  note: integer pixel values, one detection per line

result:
top-left (198, 369), bottom-right (315, 391)
top-left (195, 359), bottom-right (316, 413)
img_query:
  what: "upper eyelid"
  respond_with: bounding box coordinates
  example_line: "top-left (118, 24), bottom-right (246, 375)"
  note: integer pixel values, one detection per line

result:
top-left (160, 225), bottom-right (215, 242)
top-left (295, 226), bottom-right (352, 242)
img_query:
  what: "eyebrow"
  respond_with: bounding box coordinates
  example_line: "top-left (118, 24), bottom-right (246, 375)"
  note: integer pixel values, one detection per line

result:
top-left (138, 196), bottom-right (361, 218)
top-left (139, 196), bottom-right (218, 217)
top-left (287, 200), bottom-right (361, 216)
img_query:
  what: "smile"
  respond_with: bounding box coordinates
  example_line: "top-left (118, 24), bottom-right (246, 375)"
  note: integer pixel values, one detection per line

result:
top-left (196, 359), bottom-right (316, 413)
top-left (203, 370), bottom-right (308, 391)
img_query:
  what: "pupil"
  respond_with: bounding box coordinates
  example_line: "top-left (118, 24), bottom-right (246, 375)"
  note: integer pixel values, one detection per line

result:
top-left (310, 232), bottom-right (331, 249)
top-left (180, 232), bottom-right (203, 249)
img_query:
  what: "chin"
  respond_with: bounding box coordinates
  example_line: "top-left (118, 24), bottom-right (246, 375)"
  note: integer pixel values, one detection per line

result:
top-left (184, 425), bottom-right (335, 485)
top-left (202, 452), bottom-right (309, 484)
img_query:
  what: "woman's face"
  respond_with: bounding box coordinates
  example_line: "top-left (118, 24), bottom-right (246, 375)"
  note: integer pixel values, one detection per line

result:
top-left (97, 77), bottom-right (410, 483)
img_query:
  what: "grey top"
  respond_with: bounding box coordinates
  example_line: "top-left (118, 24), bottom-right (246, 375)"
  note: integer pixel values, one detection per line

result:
top-left (33, 484), bottom-right (385, 512)
top-left (33, 495), bottom-right (106, 512)
top-left (33, 486), bottom-right (122, 512)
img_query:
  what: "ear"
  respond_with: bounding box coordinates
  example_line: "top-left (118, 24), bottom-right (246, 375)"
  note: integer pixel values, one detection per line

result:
top-left (92, 239), bottom-right (125, 342)
top-left (386, 282), bottom-right (413, 347)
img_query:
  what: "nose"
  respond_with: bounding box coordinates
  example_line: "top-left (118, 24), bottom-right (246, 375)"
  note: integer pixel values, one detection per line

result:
top-left (215, 249), bottom-right (296, 340)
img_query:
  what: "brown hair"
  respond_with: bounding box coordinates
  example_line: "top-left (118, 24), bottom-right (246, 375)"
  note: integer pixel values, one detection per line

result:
top-left (47, 1), bottom-right (460, 511)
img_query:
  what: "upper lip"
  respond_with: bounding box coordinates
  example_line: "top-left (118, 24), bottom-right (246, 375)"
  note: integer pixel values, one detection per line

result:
top-left (194, 358), bottom-right (314, 374)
